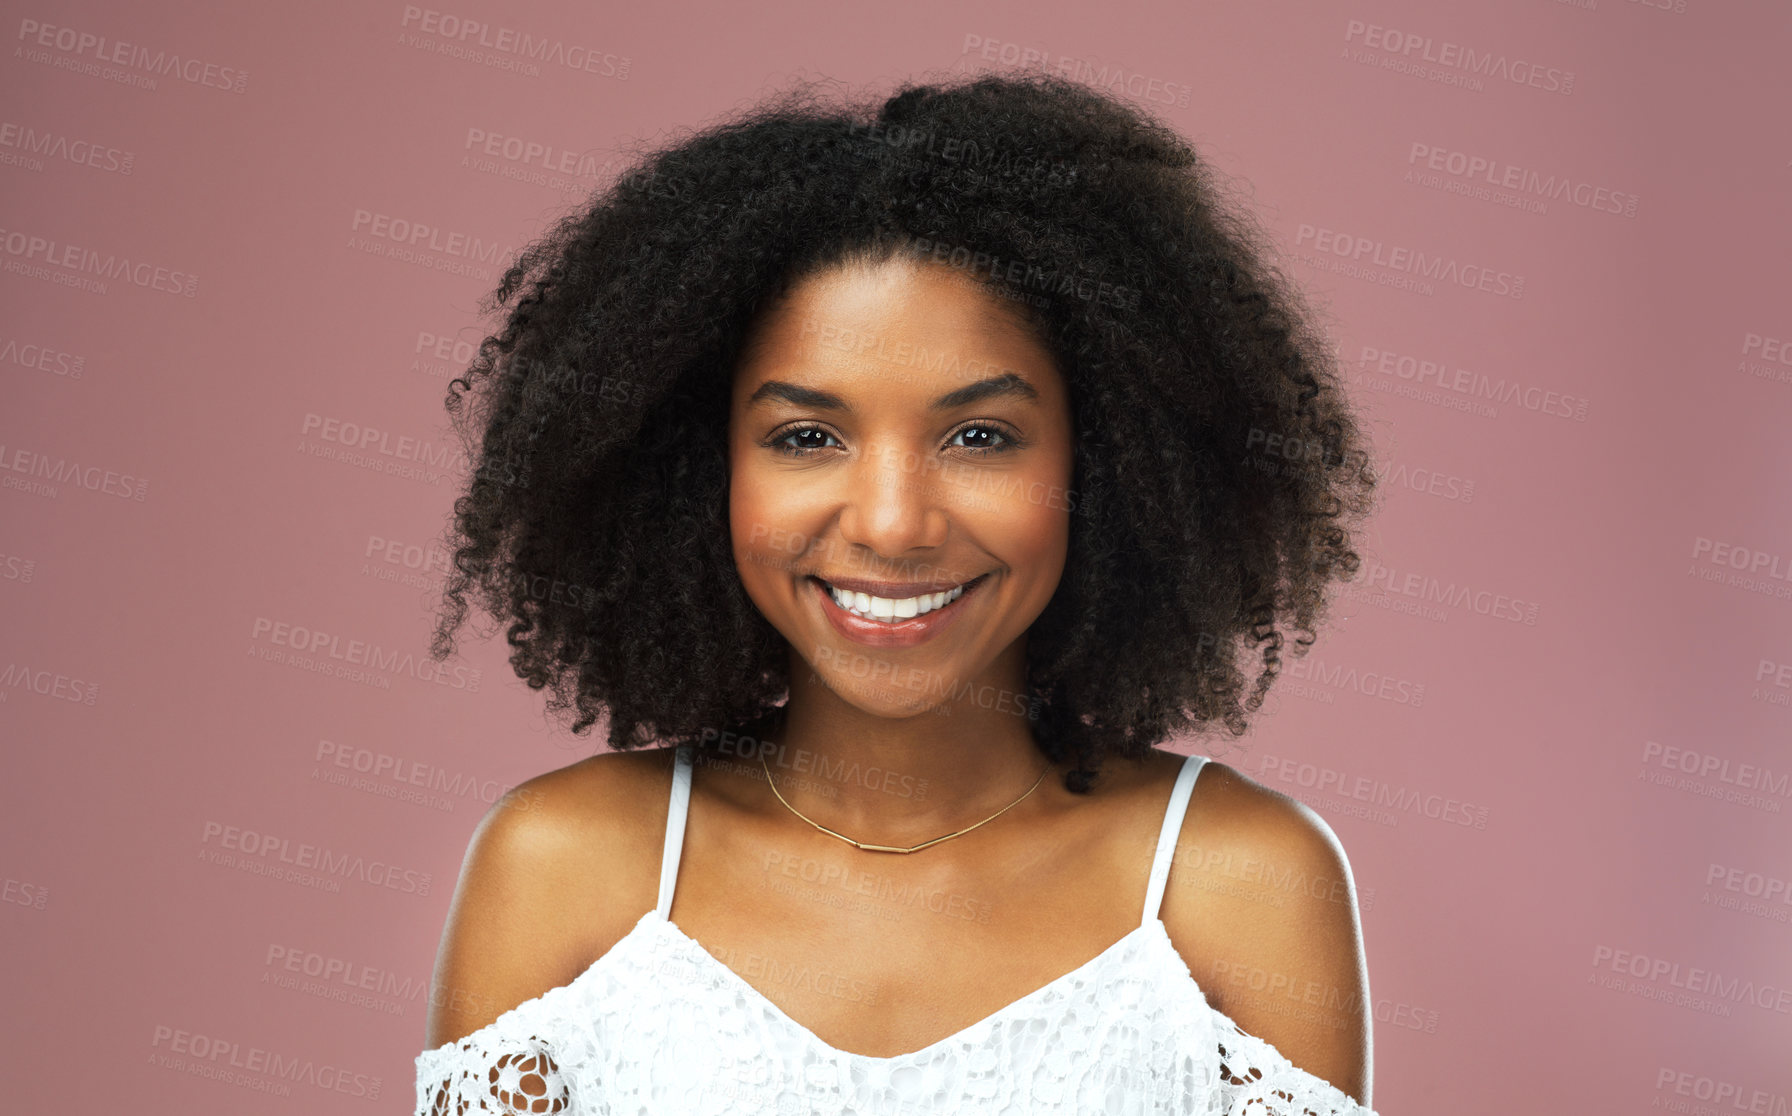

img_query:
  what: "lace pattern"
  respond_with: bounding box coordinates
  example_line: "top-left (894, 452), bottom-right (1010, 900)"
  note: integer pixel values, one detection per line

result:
top-left (415, 978), bottom-right (582, 1115)
top-left (413, 911), bottom-right (1377, 1115)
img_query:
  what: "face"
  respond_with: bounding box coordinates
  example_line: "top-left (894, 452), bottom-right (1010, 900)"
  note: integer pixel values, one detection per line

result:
top-left (727, 254), bottom-right (1076, 718)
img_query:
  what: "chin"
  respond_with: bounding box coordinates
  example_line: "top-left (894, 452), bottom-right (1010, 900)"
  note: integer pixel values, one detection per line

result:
top-left (814, 669), bottom-right (951, 719)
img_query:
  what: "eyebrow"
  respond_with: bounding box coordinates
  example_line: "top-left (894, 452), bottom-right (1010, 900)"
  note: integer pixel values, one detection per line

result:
top-left (746, 372), bottom-right (1040, 414)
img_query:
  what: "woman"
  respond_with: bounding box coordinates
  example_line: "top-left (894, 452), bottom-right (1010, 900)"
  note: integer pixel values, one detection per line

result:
top-left (415, 70), bottom-right (1381, 1115)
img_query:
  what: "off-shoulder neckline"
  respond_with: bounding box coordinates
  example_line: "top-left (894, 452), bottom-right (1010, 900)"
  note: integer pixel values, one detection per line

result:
top-left (416, 905), bottom-right (1369, 1109)
top-left (646, 908), bottom-right (1183, 1062)
top-left (417, 905), bottom-right (1187, 1063)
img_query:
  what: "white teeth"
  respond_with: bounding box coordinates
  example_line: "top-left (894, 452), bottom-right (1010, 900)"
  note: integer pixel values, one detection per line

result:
top-left (825, 580), bottom-right (969, 622)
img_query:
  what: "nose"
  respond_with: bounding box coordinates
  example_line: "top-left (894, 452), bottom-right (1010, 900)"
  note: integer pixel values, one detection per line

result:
top-left (835, 440), bottom-right (949, 559)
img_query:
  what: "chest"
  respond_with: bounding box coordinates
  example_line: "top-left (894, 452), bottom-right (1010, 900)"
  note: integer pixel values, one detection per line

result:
top-left (665, 804), bottom-right (1175, 1060)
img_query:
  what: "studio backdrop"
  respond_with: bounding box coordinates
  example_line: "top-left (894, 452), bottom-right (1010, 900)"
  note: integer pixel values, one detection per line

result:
top-left (3, 0), bottom-right (1788, 1112)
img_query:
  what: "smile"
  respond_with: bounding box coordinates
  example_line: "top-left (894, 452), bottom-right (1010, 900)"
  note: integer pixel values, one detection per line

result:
top-left (807, 574), bottom-right (989, 647)
top-left (823, 579), bottom-right (972, 621)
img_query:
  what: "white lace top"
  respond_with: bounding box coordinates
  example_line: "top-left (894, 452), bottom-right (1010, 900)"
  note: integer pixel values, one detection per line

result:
top-left (414, 746), bottom-right (1377, 1115)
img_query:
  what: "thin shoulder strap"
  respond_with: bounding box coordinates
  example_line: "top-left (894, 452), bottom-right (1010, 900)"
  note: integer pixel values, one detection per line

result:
top-left (1141, 752), bottom-right (1209, 928)
top-left (655, 744), bottom-right (695, 919)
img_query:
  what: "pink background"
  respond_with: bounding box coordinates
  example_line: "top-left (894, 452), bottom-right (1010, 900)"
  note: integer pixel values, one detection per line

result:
top-left (4, 0), bottom-right (1790, 1111)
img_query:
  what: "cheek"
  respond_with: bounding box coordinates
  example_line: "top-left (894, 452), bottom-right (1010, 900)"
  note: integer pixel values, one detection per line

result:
top-left (980, 476), bottom-right (1071, 582)
top-left (729, 461), bottom-right (812, 595)
top-left (1011, 453), bottom-right (1075, 588)
top-left (729, 472), bottom-right (775, 578)
top-left (727, 443), bottom-right (764, 566)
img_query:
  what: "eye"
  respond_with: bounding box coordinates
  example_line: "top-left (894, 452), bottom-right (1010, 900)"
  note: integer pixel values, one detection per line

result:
top-left (763, 422), bottom-right (1023, 458)
top-left (948, 423), bottom-right (1015, 453)
top-left (765, 424), bottom-right (840, 456)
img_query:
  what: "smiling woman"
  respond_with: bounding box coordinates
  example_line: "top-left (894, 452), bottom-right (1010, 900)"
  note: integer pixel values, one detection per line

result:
top-left (417, 68), bottom-right (1381, 1115)
top-left (730, 256), bottom-right (1074, 678)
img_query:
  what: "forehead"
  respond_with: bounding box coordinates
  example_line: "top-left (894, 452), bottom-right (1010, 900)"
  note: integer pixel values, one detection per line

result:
top-left (732, 256), bottom-right (1055, 392)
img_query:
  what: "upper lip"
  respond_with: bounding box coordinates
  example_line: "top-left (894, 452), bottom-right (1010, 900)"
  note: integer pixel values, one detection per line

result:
top-left (812, 574), bottom-right (982, 598)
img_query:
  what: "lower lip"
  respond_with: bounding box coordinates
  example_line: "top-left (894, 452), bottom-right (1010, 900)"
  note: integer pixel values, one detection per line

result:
top-left (811, 575), bottom-right (987, 647)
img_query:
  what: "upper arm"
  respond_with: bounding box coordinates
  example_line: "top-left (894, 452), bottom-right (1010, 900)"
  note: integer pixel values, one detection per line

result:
top-left (1158, 760), bottom-right (1373, 1108)
top-left (423, 753), bottom-right (666, 1050)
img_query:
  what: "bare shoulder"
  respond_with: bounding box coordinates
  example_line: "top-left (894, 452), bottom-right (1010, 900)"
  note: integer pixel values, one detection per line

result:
top-left (422, 746), bottom-right (679, 1050)
top-left (1156, 755), bottom-right (1373, 1107)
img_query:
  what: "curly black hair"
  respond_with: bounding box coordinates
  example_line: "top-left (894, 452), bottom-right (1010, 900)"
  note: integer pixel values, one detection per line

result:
top-left (430, 68), bottom-right (1379, 794)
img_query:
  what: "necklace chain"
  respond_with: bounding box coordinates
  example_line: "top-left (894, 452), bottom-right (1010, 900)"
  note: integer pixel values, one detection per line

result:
top-left (757, 748), bottom-right (1050, 854)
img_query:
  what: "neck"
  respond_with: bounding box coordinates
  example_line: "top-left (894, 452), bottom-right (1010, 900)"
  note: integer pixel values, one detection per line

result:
top-left (740, 642), bottom-right (1056, 842)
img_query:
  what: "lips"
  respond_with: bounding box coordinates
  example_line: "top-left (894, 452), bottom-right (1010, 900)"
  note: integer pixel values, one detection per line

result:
top-left (813, 574), bottom-right (985, 613)
top-left (811, 574), bottom-right (984, 598)
top-left (807, 573), bottom-right (987, 648)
